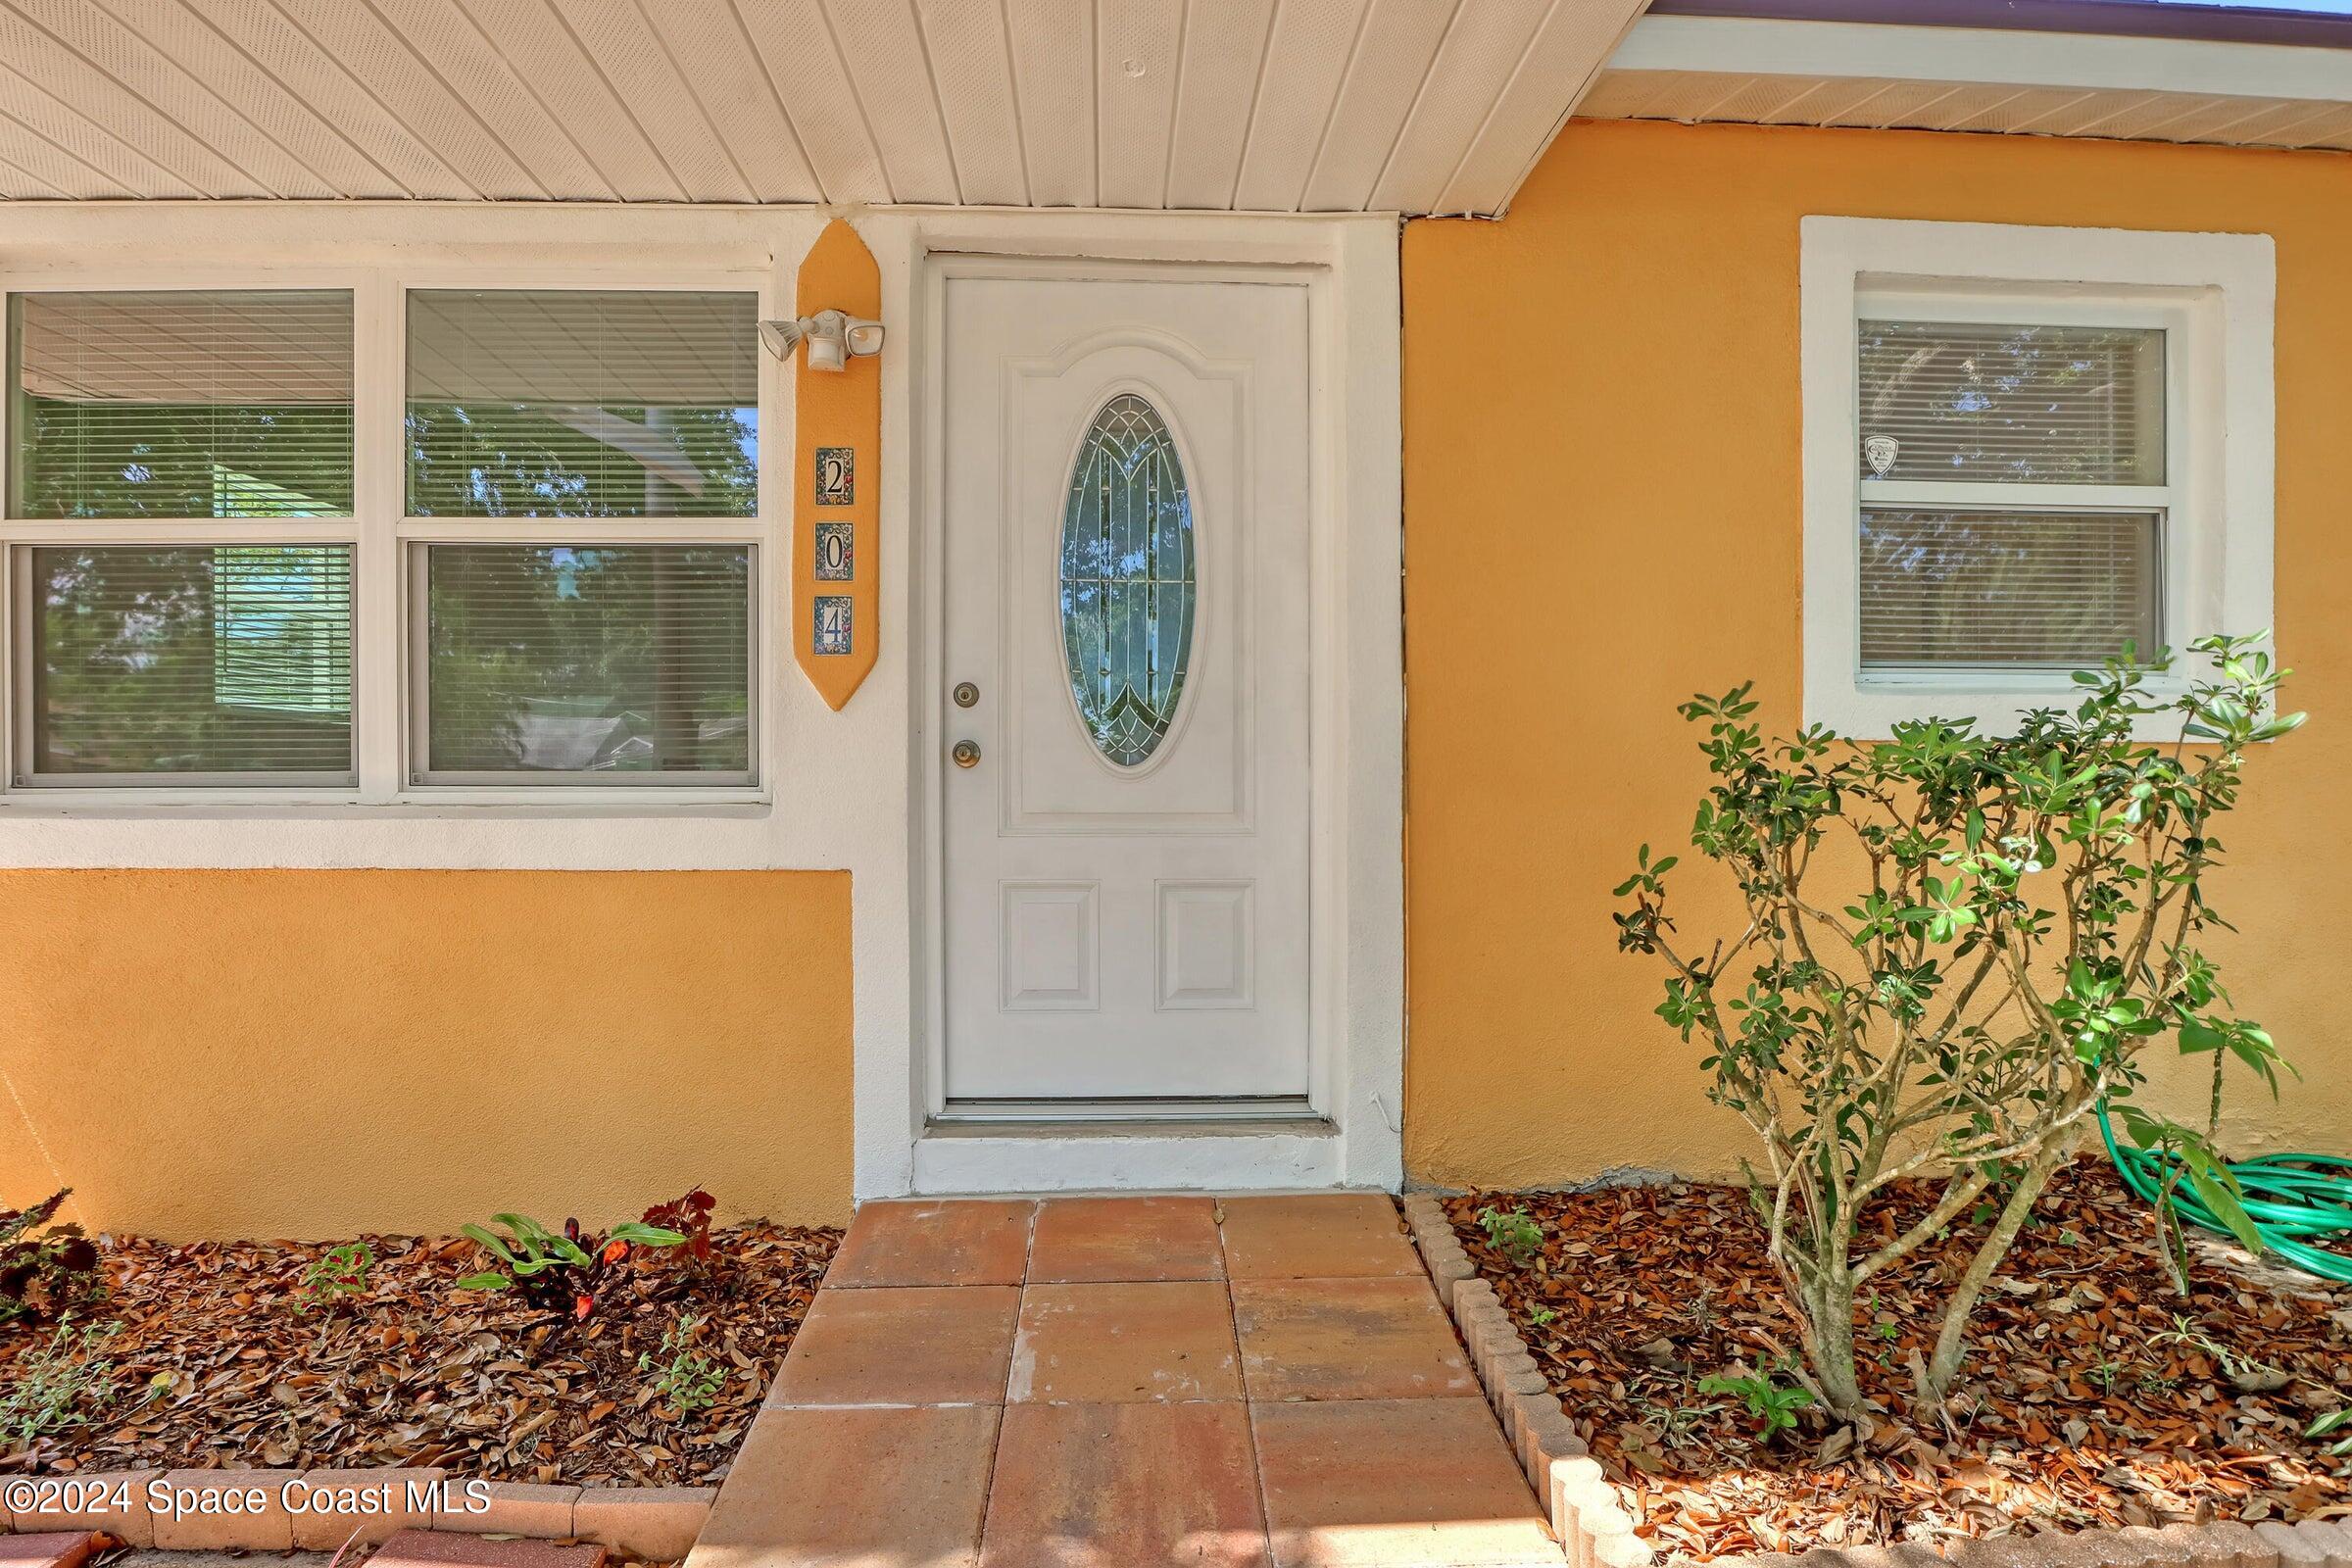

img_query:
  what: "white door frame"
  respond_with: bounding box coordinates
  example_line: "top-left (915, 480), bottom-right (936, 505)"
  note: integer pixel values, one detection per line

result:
top-left (854, 210), bottom-right (1402, 1199)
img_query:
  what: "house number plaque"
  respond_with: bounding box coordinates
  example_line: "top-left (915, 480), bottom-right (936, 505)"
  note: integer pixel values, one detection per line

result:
top-left (794, 220), bottom-right (880, 705)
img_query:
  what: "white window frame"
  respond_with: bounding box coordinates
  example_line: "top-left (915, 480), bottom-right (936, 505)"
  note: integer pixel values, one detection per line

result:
top-left (393, 270), bottom-right (768, 799)
top-left (0, 261), bottom-right (775, 806)
top-left (1, 268), bottom-right (369, 795)
top-left (1801, 217), bottom-right (2275, 739)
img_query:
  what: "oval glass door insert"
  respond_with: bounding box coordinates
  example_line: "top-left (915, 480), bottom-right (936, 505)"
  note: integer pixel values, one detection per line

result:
top-left (1059, 393), bottom-right (1196, 767)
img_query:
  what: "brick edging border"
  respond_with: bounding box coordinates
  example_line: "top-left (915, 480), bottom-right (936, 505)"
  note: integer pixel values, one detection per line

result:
top-left (1396, 1193), bottom-right (2352, 1568)
top-left (1401, 1193), bottom-right (1655, 1568)
top-left (3, 1473), bottom-right (710, 1561)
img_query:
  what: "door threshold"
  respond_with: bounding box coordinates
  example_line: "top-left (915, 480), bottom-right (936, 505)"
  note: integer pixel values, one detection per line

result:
top-left (936, 1095), bottom-right (1315, 1125)
top-left (910, 1113), bottom-right (1347, 1193)
top-left (924, 1113), bottom-right (1337, 1140)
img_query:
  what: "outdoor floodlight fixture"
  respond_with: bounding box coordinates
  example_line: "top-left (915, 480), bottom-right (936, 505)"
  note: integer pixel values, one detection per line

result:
top-left (759, 309), bottom-right (885, 371)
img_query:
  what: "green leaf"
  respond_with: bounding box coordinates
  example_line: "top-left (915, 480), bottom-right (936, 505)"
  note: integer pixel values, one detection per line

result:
top-left (2111, 1104), bottom-right (2165, 1149)
top-left (2255, 712), bottom-right (2307, 740)
top-left (461, 1223), bottom-right (518, 1264)
top-left (607, 1222), bottom-right (689, 1249)
top-left (491, 1213), bottom-right (557, 1250)
top-left (454, 1272), bottom-right (513, 1291)
top-left (2177, 1018), bottom-right (2227, 1054)
top-left (2185, 1163), bottom-right (2266, 1255)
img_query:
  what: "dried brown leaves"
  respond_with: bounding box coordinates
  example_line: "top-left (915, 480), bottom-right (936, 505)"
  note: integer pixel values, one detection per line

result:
top-left (1447, 1158), bottom-right (2350, 1561)
top-left (0, 1222), bottom-right (839, 1487)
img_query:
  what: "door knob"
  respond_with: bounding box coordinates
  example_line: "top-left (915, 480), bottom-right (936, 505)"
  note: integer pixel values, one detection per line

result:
top-left (952, 740), bottom-right (982, 769)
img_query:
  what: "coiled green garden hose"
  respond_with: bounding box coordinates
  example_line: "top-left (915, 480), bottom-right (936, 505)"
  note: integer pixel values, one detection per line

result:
top-left (2097, 1106), bottom-right (2352, 1284)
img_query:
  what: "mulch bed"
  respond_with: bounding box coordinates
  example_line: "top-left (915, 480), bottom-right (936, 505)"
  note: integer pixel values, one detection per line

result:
top-left (1446, 1157), bottom-right (2351, 1561)
top-left (0, 1221), bottom-right (839, 1487)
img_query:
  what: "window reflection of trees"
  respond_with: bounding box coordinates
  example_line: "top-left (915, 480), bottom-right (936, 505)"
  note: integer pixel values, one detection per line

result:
top-left (426, 546), bottom-right (751, 775)
top-left (404, 289), bottom-right (759, 520)
top-left (33, 545), bottom-right (352, 775)
top-left (1858, 511), bottom-right (2159, 670)
top-left (11, 399), bottom-right (353, 518)
top-left (10, 287), bottom-right (763, 781)
top-left (1857, 321), bottom-right (2162, 485)
top-left (405, 403), bottom-right (757, 519)
top-left (1857, 320), bottom-right (2166, 671)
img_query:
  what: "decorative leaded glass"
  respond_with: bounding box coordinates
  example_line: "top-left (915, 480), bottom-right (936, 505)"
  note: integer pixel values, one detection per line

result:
top-left (1059, 393), bottom-right (1196, 768)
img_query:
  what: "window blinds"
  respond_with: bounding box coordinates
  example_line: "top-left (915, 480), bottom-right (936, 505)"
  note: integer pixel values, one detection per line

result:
top-left (1859, 510), bottom-right (2160, 670)
top-left (8, 290), bottom-right (355, 518)
top-left (28, 545), bottom-right (355, 778)
top-left (1856, 317), bottom-right (2167, 674)
top-left (1858, 320), bottom-right (2164, 485)
top-left (406, 290), bottom-right (759, 519)
top-left (423, 544), bottom-right (752, 778)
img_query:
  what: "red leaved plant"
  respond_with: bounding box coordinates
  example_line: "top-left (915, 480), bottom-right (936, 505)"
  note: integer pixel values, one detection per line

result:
top-left (0, 1189), bottom-right (104, 1324)
top-left (642, 1189), bottom-right (718, 1268)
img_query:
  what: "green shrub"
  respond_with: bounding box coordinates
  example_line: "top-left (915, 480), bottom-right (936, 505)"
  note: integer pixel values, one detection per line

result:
top-left (1615, 636), bottom-right (2299, 1417)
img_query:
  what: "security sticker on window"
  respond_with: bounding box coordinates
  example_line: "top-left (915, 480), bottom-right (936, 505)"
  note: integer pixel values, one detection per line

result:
top-left (815, 521), bottom-right (854, 581)
top-left (815, 446), bottom-right (855, 507)
top-left (813, 595), bottom-right (853, 656)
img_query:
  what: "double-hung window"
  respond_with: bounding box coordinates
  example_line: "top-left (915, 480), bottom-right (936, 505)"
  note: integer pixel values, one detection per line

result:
top-left (403, 288), bottom-right (760, 787)
top-left (7, 289), bottom-right (358, 786)
top-left (1801, 218), bottom-right (2275, 738)
top-left (1855, 309), bottom-right (2172, 674)
top-left (2, 276), bottom-right (764, 797)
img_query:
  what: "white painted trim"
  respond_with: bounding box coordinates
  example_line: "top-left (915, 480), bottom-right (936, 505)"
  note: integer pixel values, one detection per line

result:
top-left (1799, 217), bottom-right (2276, 739)
top-left (1611, 15), bottom-right (2352, 104)
top-left (1329, 218), bottom-right (1407, 1194)
top-left (878, 209), bottom-right (1405, 1200)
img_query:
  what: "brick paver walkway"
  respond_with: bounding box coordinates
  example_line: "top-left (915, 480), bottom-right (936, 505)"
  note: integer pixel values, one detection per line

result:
top-left (685, 1194), bottom-right (1563, 1568)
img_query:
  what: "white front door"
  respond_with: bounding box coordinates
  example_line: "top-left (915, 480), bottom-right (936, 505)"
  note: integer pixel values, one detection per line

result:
top-left (939, 266), bottom-right (1312, 1111)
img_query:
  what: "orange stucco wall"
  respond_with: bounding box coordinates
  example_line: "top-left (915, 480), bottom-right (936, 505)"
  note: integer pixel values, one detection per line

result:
top-left (0, 869), bottom-right (854, 1237)
top-left (12, 120), bottom-right (2352, 1235)
top-left (1401, 118), bottom-right (2352, 1191)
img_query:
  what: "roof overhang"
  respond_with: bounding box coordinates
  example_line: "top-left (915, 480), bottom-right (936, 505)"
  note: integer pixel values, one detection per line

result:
top-left (1583, 2), bottom-right (2352, 151)
top-left (1652, 0), bottom-right (2352, 50)
top-left (0, 0), bottom-right (1648, 217)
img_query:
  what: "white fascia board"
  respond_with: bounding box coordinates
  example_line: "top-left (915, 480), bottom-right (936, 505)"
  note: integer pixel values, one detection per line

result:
top-left (1609, 15), bottom-right (2352, 104)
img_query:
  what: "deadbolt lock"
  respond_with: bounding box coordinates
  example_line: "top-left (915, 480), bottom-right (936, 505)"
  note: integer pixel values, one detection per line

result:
top-left (953, 681), bottom-right (980, 709)
top-left (952, 740), bottom-right (982, 769)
